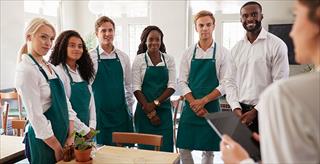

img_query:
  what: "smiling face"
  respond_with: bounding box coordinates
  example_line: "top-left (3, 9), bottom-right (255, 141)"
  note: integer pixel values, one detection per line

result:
top-left (96, 21), bottom-right (115, 46)
top-left (240, 4), bottom-right (263, 32)
top-left (146, 30), bottom-right (162, 53)
top-left (66, 36), bottom-right (83, 63)
top-left (290, 1), bottom-right (320, 65)
top-left (195, 15), bottom-right (215, 41)
top-left (28, 25), bottom-right (55, 57)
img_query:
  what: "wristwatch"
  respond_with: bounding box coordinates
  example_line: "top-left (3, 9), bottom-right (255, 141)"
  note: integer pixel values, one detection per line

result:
top-left (153, 99), bottom-right (161, 106)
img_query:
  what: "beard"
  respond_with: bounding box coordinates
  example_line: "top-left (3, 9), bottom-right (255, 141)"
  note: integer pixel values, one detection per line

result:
top-left (243, 20), bottom-right (262, 32)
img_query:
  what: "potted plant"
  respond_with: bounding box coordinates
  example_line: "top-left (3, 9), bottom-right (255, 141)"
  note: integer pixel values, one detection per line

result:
top-left (74, 130), bottom-right (99, 162)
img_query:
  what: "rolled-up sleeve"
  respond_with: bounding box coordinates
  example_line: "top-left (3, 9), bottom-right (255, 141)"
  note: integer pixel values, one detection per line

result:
top-left (166, 54), bottom-right (176, 90)
top-left (132, 55), bottom-right (144, 92)
top-left (178, 50), bottom-right (192, 96)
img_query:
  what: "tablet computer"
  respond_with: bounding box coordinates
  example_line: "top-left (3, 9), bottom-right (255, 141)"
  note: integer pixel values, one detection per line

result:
top-left (205, 111), bottom-right (261, 161)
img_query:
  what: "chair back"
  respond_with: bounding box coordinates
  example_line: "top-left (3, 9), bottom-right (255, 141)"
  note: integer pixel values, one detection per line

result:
top-left (11, 120), bottom-right (27, 136)
top-left (171, 96), bottom-right (184, 153)
top-left (0, 91), bottom-right (23, 119)
top-left (112, 132), bottom-right (163, 151)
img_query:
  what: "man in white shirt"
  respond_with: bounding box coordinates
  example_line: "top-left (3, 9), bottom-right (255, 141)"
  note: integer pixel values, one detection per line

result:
top-left (177, 10), bottom-right (229, 164)
top-left (90, 16), bottom-right (134, 145)
top-left (223, 1), bottom-right (289, 132)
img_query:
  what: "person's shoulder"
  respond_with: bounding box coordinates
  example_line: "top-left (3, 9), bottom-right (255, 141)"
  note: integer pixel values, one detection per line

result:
top-left (16, 55), bottom-right (36, 72)
top-left (266, 31), bottom-right (286, 46)
top-left (182, 45), bottom-right (196, 56)
top-left (262, 72), bottom-right (319, 100)
top-left (116, 48), bottom-right (130, 59)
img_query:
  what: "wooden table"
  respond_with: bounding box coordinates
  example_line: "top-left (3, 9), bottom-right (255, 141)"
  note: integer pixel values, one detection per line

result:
top-left (0, 135), bottom-right (25, 163)
top-left (59, 146), bottom-right (180, 164)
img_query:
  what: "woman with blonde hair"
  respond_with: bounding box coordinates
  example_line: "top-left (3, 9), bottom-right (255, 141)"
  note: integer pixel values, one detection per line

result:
top-left (15, 18), bottom-right (77, 163)
top-left (220, 0), bottom-right (320, 163)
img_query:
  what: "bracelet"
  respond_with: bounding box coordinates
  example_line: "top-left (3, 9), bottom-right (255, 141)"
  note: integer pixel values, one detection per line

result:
top-left (147, 110), bottom-right (157, 119)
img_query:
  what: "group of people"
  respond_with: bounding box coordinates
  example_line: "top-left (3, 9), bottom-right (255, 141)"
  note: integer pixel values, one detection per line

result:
top-left (14, 0), bottom-right (319, 164)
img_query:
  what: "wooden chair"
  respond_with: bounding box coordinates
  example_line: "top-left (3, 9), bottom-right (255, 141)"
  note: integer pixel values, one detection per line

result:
top-left (112, 132), bottom-right (163, 151)
top-left (11, 120), bottom-right (27, 136)
top-left (1, 102), bottom-right (9, 135)
top-left (171, 96), bottom-right (184, 153)
top-left (0, 91), bottom-right (23, 119)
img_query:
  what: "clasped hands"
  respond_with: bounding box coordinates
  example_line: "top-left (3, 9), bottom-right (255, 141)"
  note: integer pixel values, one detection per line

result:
top-left (189, 97), bottom-right (209, 117)
top-left (233, 108), bottom-right (257, 126)
top-left (143, 102), bottom-right (161, 126)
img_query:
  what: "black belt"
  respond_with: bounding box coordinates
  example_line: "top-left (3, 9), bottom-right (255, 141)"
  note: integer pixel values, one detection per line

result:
top-left (239, 103), bottom-right (255, 111)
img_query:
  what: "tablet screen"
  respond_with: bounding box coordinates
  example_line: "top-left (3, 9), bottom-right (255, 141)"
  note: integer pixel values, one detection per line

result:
top-left (205, 111), bottom-right (261, 161)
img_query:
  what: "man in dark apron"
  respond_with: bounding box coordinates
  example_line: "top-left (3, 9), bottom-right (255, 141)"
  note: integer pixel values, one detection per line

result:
top-left (176, 11), bottom-right (229, 164)
top-left (90, 16), bottom-right (134, 145)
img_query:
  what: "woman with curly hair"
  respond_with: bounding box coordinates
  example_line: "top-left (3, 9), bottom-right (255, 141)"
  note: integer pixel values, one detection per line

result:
top-left (49, 30), bottom-right (96, 135)
top-left (132, 25), bottom-right (176, 152)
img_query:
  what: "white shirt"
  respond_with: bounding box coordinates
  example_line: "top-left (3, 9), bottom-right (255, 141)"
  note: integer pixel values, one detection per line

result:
top-left (132, 52), bottom-right (176, 92)
top-left (55, 64), bottom-right (96, 132)
top-left (15, 54), bottom-right (78, 140)
top-left (90, 46), bottom-right (134, 113)
top-left (178, 42), bottom-right (229, 96)
top-left (256, 71), bottom-right (320, 163)
top-left (223, 28), bottom-right (289, 110)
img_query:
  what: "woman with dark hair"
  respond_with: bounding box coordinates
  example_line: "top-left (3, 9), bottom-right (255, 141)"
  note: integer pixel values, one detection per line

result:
top-left (132, 25), bottom-right (176, 152)
top-left (220, 0), bottom-right (320, 163)
top-left (49, 30), bottom-right (96, 136)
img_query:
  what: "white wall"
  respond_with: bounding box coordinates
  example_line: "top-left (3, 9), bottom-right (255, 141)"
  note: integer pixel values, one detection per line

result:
top-left (0, 1), bottom-right (24, 89)
top-left (150, 1), bottom-right (187, 76)
top-left (0, 0), bottom-right (300, 89)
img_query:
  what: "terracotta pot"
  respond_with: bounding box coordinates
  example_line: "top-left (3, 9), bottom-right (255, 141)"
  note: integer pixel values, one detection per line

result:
top-left (74, 147), bottom-right (92, 162)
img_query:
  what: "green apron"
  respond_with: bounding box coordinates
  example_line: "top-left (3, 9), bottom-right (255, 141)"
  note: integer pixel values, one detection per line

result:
top-left (27, 54), bottom-right (69, 164)
top-left (134, 52), bottom-right (173, 152)
top-left (64, 64), bottom-right (90, 126)
top-left (92, 47), bottom-right (133, 145)
top-left (176, 43), bottom-right (221, 151)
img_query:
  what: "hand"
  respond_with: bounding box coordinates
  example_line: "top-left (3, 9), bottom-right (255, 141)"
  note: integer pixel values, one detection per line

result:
top-left (54, 145), bottom-right (64, 162)
top-left (190, 98), bottom-right (207, 112)
top-left (240, 108), bottom-right (257, 126)
top-left (143, 102), bottom-right (157, 114)
top-left (252, 132), bottom-right (260, 142)
top-left (195, 108), bottom-right (208, 117)
top-left (220, 135), bottom-right (250, 164)
top-left (233, 108), bottom-right (242, 117)
top-left (150, 115), bottom-right (161, 126)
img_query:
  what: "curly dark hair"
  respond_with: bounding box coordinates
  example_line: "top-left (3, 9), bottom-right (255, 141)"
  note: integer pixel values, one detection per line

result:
top-left (137, 25), bottom-right (166, 55)
top-left (49, 30), bottom-right (94, 83)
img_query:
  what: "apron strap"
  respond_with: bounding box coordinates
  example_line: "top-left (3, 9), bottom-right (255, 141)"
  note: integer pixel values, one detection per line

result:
top-left (28, 54), bottom-right (49, 81)
top-left (63, 64), bottom-right (74, 84)
top-left (192, 42), bottom-right (217, 60)
top-left (144, 52), bottom-right (167, 67)
top-left (96, 46), bottom-right (101, 62)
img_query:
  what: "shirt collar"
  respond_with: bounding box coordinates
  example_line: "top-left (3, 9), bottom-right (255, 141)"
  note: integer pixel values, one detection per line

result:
top-left (98, 45), bottom-right (116, 56)
top-left (243, 28), bottom-right (267, 42)
top-left (65, 63), bottom-right (79, 74)
top-left (196, 40), bottom-right (215, 50)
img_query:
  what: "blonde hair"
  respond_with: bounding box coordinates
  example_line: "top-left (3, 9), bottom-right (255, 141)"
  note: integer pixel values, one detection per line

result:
top-left (193, 10), bottom-right (215, 25)
top-left (17, 17), bottom-right (56, 63)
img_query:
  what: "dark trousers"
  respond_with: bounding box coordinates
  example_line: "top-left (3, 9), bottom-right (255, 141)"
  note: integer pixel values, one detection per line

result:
top-left (23, 132), bottom-right (32, 163)
top-left (240, 103), bottom-right (259, 133)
